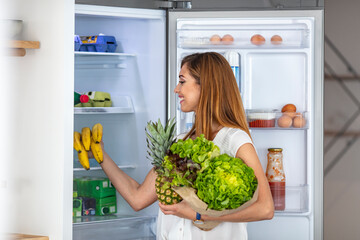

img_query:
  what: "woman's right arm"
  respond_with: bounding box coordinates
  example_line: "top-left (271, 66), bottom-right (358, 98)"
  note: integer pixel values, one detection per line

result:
top-left (99, 149), bottom-right (158, 212)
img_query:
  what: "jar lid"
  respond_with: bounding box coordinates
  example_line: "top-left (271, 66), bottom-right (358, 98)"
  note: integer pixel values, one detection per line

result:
top-left (268, 148), bottom-right (283, 152)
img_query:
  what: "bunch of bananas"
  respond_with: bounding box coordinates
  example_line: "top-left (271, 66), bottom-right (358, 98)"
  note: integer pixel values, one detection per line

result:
top-left (73, 123), bottom-right (104, 170)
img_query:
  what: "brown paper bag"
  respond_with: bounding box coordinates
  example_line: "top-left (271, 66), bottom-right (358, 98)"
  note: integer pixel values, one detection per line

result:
top-left (172, 185), bottom-right (259, 231)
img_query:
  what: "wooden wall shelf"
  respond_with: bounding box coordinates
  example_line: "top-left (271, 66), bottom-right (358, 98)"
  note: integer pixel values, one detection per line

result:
top-left (2, 40), bottom-right (40, 57)
top-left (6, 233), bottom-right (49, 240)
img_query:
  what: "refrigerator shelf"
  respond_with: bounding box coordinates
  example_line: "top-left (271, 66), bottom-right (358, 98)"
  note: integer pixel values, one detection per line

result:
top-left (73, 215), bottom-right (156, 240)
top-left (271, 184), bottom-right (309, 214)
top-left (75, 51), bottom-right (135, 69)
top-left (74, 107), bottom-right (134, 114)
top-left (74, 96), bottom-right (134, 114)
top-left (75, 51), bottom-right (136, 57)
top-left (73, 165), bottom-right (136, 172)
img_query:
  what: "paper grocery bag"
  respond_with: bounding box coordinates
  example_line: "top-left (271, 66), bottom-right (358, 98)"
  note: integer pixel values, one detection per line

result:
top-left (172, 185), bottom-right (259, 231)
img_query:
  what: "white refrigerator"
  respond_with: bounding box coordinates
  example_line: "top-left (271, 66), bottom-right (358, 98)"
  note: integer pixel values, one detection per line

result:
top-left (73, 3), bottom-right (323, 240)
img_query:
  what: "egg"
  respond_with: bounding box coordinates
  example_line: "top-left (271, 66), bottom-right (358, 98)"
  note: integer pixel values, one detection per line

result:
top-left (271, 35), bottom-right (283, 45)
top-left (277, 115), bottom-right (293, 128)
top-left (210, 34), bottom-right (221, 44)
top-left (251, 34), bottom-right (265, 46)
top-left (282, 111), bottom-right (297, 119)
top-left (293, 115), bottom-right (306, 128)
top-left (221, 34), bottom-right (234, 44)
top-left (281, 104), bottom-right (296, 113)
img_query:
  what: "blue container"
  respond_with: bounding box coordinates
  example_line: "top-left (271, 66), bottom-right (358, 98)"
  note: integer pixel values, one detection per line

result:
top-left (78, 35), bottom-right (118, 53)
top-left (74, 35), bottom-right (82, 51)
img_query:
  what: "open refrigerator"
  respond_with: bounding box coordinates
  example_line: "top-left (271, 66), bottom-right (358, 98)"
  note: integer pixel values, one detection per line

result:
top-left (73, 3), bottom-right (323, 240)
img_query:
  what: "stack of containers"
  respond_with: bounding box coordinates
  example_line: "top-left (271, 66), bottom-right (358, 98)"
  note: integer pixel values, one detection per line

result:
top-left (73, 177), bottom-right (117, 217)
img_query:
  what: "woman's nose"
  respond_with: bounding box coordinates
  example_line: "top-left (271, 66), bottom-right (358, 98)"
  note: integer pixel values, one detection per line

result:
top-left (174, 84), bottom-right (180, 93)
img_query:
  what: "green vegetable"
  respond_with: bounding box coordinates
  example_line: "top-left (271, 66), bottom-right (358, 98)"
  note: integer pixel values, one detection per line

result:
top-left (170, 134), bottom-right (220, 167)
top-left (195, 154), bottom-right (258, 210)
top-left (162, 134), bottom-right (220, 188)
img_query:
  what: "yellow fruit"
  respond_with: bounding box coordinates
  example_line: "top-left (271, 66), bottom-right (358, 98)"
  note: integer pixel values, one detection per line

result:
top-left (91, 138), bottom-right (103, 164)
top-left (92, 123), bottom-right (103, 143)
top-left (78, 149), bottom-right (90, 170)
top-left (81, 127), bottom-right (91, 151)
top-left (74, 131), bottom-right (83, 153)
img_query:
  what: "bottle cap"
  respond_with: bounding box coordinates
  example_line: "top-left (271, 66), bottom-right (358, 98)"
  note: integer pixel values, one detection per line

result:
top-left (268, 148), bottom-right (283, 152)
top-left (224, 51), bottom-right (239, 66)
top-left (80, 94), bottom-right (89, 103)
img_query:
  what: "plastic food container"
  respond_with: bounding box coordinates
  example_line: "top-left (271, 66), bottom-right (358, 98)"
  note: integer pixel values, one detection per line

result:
top-left (75, 35), bottom-right (118, 52)
top-left (246, 109), bottom-right (277, 128)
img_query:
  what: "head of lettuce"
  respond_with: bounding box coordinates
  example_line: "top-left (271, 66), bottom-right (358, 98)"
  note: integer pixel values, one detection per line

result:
top-left (195, 154), bottom-right (258, 211)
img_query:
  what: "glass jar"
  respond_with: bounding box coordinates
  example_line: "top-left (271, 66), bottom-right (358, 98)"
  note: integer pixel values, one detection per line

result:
top-left (266, 148), bottom-right (285, 210)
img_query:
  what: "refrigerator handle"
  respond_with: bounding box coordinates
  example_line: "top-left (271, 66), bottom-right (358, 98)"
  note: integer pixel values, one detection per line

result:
top-left (155, 0), bottom-right (192, 9)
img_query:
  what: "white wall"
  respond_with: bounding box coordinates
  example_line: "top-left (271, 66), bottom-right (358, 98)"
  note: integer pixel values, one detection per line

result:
top-left (324, 0), bottom-right (360, 239)
top-left (1, 0), bottom-right (74, 239)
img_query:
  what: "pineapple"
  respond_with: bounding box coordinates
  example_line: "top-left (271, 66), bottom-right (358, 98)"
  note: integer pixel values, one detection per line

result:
top-left (145, 118), bottom-right (182, 205)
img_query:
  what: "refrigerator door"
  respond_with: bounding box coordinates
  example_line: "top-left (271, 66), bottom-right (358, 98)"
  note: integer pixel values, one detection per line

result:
top-left (168, 10), bottom-right (323, 240)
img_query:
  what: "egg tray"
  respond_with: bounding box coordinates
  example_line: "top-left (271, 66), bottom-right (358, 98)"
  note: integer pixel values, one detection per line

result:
top-left (74, 35), bottom-right (118, 53)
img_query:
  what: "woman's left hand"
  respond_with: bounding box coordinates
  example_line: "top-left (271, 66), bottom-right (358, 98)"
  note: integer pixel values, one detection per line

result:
top-left (159, 201), bottom-right (196, 220)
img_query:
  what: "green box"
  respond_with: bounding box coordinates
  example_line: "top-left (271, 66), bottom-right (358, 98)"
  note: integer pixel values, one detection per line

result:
top-left (73, 198), bottom-right (82, 218)
top-left (95, 196), bottom-right (117, 216)
top-left (76, 177), bottom-right (116, 199)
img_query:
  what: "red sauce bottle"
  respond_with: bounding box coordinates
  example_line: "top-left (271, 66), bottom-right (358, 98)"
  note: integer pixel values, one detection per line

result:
top-left (266, 148), bottom-right (285, 210)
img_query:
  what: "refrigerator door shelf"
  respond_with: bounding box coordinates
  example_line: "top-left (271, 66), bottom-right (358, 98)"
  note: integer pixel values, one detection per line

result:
top-left (247, 110), bottom-right (309, 129)
top-left (274, 184), bottom-right (310, 215)
top-left (177, 22), bottom-right (310, 49)
top-left (74, 96), bottom-right (134, 114)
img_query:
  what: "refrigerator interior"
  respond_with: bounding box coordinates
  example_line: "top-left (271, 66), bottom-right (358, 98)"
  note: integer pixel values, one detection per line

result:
top-left (174, 16), bottom-right (315, 239)
top-left (73, 5), bottom-right (165, 240)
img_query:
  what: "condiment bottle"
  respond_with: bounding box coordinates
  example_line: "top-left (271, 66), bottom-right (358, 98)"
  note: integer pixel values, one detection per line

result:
top-left (266, 148), bottom-right (285, 210)
top-left (224, 51), bottom-right (240, 91)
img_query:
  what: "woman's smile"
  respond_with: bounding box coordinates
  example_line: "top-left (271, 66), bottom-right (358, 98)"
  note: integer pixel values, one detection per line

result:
top-left (174, 64), bottom-right (201, 113)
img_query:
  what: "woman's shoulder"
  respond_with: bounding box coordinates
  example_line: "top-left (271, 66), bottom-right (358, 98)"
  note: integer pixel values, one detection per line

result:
top-left (220, 126), bottom-right (251, 139)
top-left (215, 127), bottom-right (253, 157)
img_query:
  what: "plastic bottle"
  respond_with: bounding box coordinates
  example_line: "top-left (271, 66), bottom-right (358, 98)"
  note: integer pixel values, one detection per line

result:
top-left (224, 51), bottom-right (240, 91)
top-left (266, 148), bottom-right (286, 210)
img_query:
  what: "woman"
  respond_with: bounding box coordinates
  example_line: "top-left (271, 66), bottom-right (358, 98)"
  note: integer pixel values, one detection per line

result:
top-left (96, 52), bottom-right (274, 240)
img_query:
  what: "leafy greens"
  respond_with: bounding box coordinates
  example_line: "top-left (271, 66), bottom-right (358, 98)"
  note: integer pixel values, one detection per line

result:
top-left (195, 154), bottom-right (258, 210)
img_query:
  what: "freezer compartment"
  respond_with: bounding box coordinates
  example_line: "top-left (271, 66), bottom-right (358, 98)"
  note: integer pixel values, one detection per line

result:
top-left (246, 110), bottom-right (308, 129)
top-left (73, 215), bottom-right (156, 240)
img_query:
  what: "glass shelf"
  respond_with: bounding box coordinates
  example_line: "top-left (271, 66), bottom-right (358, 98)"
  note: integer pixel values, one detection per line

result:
top-left (74, 51), bottom-right (136, 57)
top-left (74, 96), bottom-right (134, 114)
top-left (73, 164), bottom-right (136, 172)
top-left (75, 51), bottom-right (135, 69)
top-left (73, 215), bottom-right (156, 240)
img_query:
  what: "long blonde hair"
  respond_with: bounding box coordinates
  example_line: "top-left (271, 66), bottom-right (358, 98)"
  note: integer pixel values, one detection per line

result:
top-left (181, 52), bottom-right (251, 140)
